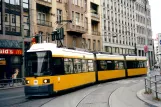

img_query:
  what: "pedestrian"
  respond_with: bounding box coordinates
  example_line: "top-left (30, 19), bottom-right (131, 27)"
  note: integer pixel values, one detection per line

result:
top-left (12, 68), bottom-right (19, 79)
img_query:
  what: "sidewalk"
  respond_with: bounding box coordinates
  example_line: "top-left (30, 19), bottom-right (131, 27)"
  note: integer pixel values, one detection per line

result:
top-left (137, 88), bottom-right (161, 107)
top-left (0, 83), bottom-right (24, 90)
top-left (137, 70), bottom-right (161, 107)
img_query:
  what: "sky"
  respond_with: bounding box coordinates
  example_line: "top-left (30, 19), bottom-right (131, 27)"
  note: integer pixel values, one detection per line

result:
top-left (149, 0), bottom-right (161, 39)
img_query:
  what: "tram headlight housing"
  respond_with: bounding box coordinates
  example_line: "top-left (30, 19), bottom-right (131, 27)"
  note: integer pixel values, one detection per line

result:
top-left (43, 79), bottom-right (50, 83)
top-left (26, 80), bottom-right (29, 84)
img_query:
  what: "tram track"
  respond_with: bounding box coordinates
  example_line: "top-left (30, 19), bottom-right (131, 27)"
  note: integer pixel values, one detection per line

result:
top-left (3, 95), bottom-right (57, 107)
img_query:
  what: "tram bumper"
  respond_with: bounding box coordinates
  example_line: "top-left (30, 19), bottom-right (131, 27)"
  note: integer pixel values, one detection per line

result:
top-left (24, 84), bottom-right (53, 96)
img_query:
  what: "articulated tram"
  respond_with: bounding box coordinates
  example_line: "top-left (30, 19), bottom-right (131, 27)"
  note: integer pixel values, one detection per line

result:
top-left (24, 43), bottom-right (147, 96)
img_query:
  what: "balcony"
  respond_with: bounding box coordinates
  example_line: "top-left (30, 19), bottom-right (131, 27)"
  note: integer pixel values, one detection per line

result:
top-left (91, 13), bottom-right (100, 22)
top-left (66, 23), bottom-right (87, 34)
top-left (37, 19), bottom-right (52, 27)
top-left (92, 31), bottom-right (100, 36)
top-left (36, 0), bottom-right (52, 7)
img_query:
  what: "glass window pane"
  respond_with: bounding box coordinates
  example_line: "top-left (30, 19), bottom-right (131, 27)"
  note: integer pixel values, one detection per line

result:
top-left (15, 0), bottom-right (20, 5)
top-left (23, 0), bottom-right (28, 3)
top-left (10, 0), bottom-right (14, 4)
top-left (23, 3), bottom-right (28, 9)
top-left (16, 15), bottom-right (20, 32)
top-left (64, 58), bottom-right (73, 74)
top-left (73, 59), bottom-right (81, 73)
top-left (82, 59), bottom-right (88, 72)
top-left (0, 12), bottom-right (1, 30)
top-left (5, 0), bottom-right (9, 3)
top-left (88, 60), bottom-right (93, 71)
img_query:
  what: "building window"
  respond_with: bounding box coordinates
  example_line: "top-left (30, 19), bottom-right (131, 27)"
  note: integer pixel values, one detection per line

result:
top-left (37, 12), bottom-right (46, 25)
top-left (93, 40), bottom-right (96, 51)
top-left (98, 40), bottom-right (100, 51)
top-left (81, 14), bottom-right (83, 27)
top-left (57, 9), bottom-right (62, 23)
top-left (12, 15), bottom-right (16, 23)
top-left (72, 11), bottom-right (74, 21)
top-left (88, 39), bottom-right (91, 50)
top-left (0, 12), bottom-right (1, 31)
top-left (75, 0), bottom-right (79, 5)
top-left (73, 38), bottom-right (76, 47)
top-left (56, 0), bottom-right (62, 2)
top-left (75, 12), bottom-right (80, 25)
top-left (82, 38), bottom-right (86, 48)
top-left (5, 14), bottom-right (8, 22)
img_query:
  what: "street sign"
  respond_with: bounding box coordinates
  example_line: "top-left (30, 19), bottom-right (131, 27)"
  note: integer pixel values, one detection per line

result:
top-left (144, 45), bottom-right (148, 53)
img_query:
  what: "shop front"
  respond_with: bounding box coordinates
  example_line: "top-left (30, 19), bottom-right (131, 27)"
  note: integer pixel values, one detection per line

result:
top-left (0, 48), bottom-right (22, 80)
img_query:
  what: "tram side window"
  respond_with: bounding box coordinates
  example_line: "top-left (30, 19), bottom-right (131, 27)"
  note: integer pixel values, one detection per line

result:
top-left (115, 61), bottom-right (124, 70)
top-left (99, 60), bottom-right (107, 71)
top-left (106, 60), bottom-right (115, 70)
top-left (82, 59), bottom-right (88, 72)
top-left (126, 61), bottom-right (135, 69)
top-left (73, 59), bottom-right (82, 73)
top-left (64, 58), bottom-right (73, 74)
top-left (88, 60), bottom-right (94, 71)
top-left (138, 61), bottom-right (146, 68)
top-left (52, 57), bottom-right (64, 75)
top-left (127, 61), bottom-right (141, 69)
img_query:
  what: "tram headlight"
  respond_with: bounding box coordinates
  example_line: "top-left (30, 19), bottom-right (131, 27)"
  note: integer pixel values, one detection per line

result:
top-left (43, 79), bottom-right (50, 83)
top-left (26, 80), bottom-right (29, 84)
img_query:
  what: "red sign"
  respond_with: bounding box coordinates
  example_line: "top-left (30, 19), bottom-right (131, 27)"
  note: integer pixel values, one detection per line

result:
top-left (144, 45), bottom-right (148, 53)
top-left (0, 49), bottom-right (22, 55)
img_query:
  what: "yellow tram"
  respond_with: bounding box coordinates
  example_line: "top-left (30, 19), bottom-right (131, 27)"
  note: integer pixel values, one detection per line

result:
top-left (24, 43), bottom-right (147, 96)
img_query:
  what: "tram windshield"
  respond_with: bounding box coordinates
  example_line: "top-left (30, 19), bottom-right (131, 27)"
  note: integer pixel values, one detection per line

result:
top-left (26, 51), bottom-right (51, 77)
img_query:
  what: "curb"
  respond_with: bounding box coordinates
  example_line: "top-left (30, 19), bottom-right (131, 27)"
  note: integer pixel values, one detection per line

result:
top-left (0, 85), bottom-right (24, 90)
top-left (136, 89), bottom-right (160, 107)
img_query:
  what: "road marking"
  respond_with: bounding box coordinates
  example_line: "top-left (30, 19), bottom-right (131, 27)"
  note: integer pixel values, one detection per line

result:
top-left (0, 95), bottom-right (25, 101)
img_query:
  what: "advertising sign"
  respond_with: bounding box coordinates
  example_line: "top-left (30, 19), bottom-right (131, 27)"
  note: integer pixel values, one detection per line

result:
top-left (0, 49), bottom-right (22, 55)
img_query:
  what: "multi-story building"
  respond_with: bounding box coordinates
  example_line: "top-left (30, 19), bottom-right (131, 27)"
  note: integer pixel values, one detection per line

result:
top-left (0, 0), bottom-right (30, 79)
top-left (31, 0), bottom-right (101, 51)
top-left (101, 0), bottom-right (136, 55)
top-left (31, 0), bottom-right (56, 43)
top-left (101, 0), bottom-right (154, 67)
top-left (155, 33), bottom-right (161, 65)
top-left (154, 38), bottom-right (159, 64)
top-left (82, 0), bottom-right (102, 51)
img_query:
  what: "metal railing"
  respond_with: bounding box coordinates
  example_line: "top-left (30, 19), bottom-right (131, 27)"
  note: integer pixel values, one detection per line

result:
top-left (145, 75), bottom-right (161, 100)
top-left (0, 78), bottom-right (25, 88)
top-left (37, 19), bottom-right (52, 27)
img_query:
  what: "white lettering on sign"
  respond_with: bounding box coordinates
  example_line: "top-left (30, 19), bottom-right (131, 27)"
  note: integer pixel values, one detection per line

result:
top-left (0, 49), bottom-right (13, 54)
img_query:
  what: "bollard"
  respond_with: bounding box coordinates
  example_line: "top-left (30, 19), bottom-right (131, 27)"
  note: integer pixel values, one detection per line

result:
top-left (145, 78), bottom-right (147, 93)
top-left (149, 77), bottom-right (152, 93)
top-left (155, 82), bottom-right (159, 100)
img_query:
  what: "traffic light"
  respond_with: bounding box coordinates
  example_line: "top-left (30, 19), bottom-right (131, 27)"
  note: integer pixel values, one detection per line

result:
top-left (51, 31), bottom-right (57, 41)
top-left (35, 35), bottom-right (39, 43)
top-left (51, 28), bottom-right (64, 41)
top-left (59, 28), bottom-right (64, 39)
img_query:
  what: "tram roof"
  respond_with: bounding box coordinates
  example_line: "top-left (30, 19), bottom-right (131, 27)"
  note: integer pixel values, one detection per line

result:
top-left (27, 43), bottom-right (94, 59)
top-left (96, 54), bottom-right (124, 60)
top-left (126, 56), bottom-right (147, 61)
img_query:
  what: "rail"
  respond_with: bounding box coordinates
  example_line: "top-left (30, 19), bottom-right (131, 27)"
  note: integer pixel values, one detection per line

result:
top-left (0, 78), bottom-right (25, 88)
top-left (145, 75), bottom-right (161, 99)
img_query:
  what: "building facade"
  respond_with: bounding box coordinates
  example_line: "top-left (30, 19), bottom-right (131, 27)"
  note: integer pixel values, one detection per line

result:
top-left (154, 33), bottom-right (161, 65)
top-left (31, 0), bottom-right (102, 52)
top-left (101, 0), bottom-right (136, 55)
top-left (0, 0), bottom-right (30, 79)
top-left (135, 0), bottom-right (154, 67)
top-left (101, 0), bottom-right (154, 67)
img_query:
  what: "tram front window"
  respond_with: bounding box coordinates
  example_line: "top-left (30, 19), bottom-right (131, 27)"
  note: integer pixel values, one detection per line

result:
top-left (26, 51), bottom-right (51, 77)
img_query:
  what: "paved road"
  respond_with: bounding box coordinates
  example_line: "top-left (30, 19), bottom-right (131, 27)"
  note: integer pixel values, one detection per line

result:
top-left (0, 76), bottom-right (154, 107)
